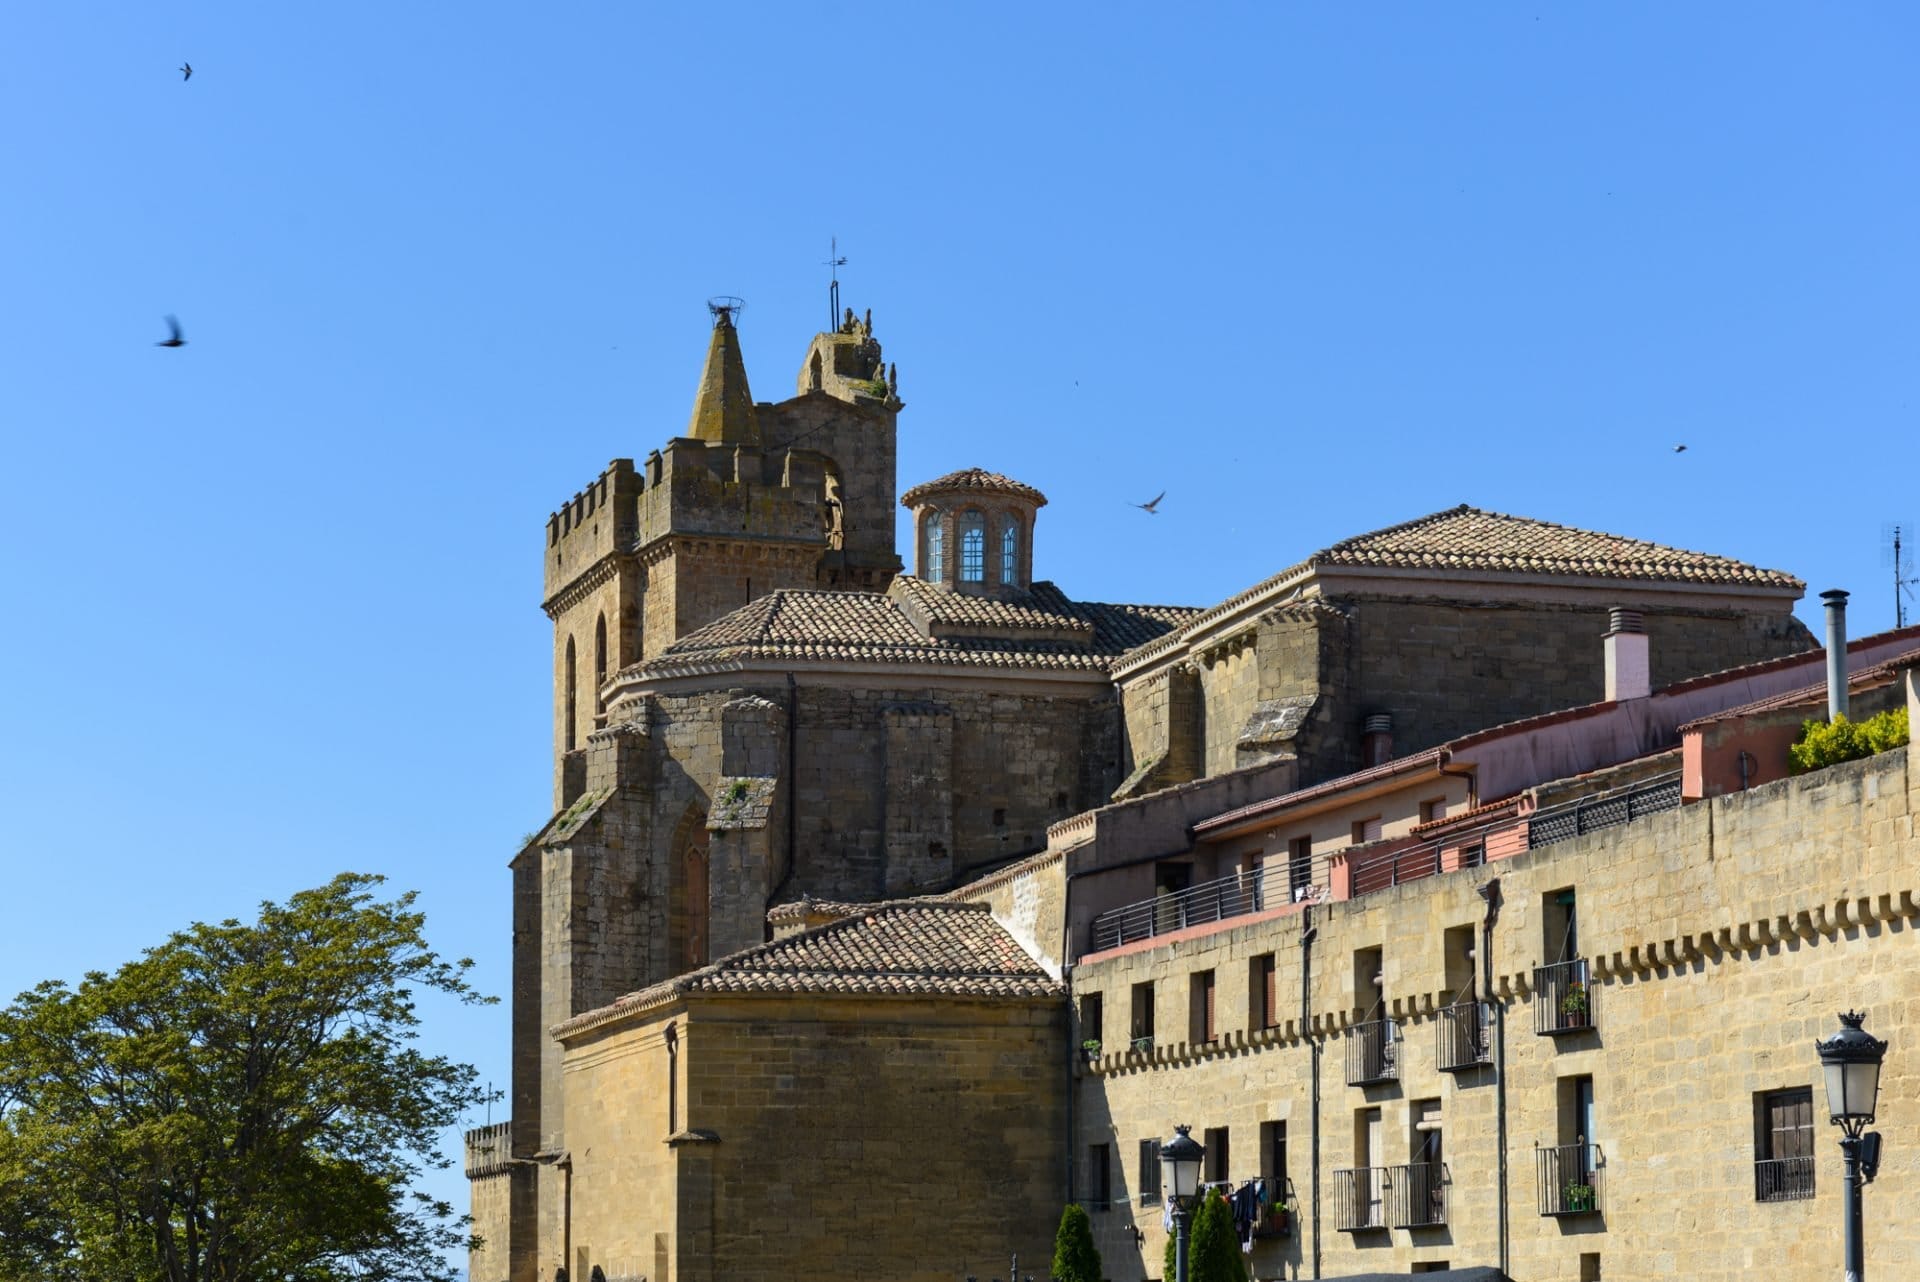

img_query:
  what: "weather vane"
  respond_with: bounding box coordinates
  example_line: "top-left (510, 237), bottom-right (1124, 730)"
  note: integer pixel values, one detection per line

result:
top-left (823, 236), bottom-right (848, 330)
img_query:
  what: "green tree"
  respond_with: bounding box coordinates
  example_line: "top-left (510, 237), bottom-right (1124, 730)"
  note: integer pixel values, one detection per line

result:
top-left (1051, 1202), bottom-right (1102, 1282)
top-left (1160, 1189), bottom-right (1246, 1282)
top-left (0, 873), bottom-right (493, 1282)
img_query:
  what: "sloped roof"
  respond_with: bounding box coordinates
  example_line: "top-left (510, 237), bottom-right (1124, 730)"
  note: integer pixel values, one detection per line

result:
top-left (623, 579), bottom-right (1199, 678)
top-left (556, 901), bottom-right (1061, 1038)
top-left (901, 467), bottom-right (1048, 507)
top-left (1316, 505), bottom-right (1802, 587)
top-left (1117, 504), bottom-right (1803, 671)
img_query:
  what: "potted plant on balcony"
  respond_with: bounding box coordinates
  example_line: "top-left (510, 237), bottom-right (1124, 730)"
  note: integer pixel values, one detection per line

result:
top-left (1130, 1035), bottom-right (1154, 1056)
top-left (1562, 1180), bottom-right (1596, 1213)
top-left (1081, 1038), bottom-right (1102, 1066)
top-left (1559, 981), bottom-right (1589, 1024)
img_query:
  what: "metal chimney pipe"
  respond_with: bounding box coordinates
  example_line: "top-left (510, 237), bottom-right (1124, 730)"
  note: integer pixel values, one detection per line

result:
top-left (1822, 589), bottom-right (1850, 722)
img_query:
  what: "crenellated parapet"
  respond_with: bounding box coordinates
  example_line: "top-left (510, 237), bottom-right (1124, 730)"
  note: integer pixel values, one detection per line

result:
top-left (636, 438), bottom-right (835, 548)
top-left (543, 458), bottom-right (641, 605)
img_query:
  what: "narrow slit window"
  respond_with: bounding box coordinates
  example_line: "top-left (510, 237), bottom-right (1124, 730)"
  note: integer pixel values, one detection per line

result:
top-left (999, 515), bottom-right (1019, 584)
top-left (925, 511), bottom-right (946, 581)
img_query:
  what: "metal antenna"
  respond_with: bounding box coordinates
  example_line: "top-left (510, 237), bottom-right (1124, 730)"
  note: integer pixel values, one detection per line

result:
top-left (1883, 524), bottom-right (1919, 628)
top-left (823, 236), bottom-right (848, 330)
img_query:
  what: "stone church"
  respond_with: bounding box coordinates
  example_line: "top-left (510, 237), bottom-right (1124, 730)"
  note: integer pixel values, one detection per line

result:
top-left (468, 301), bottom-right (1813, 1282)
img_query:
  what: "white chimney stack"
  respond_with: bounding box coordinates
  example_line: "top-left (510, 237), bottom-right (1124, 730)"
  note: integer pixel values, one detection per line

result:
top-left (1604, 607), bottom-right (1650, 702)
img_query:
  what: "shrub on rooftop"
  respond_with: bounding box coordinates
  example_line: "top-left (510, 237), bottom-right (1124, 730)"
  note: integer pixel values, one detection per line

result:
top-left (1788, 707), bottom-right (1909, 775)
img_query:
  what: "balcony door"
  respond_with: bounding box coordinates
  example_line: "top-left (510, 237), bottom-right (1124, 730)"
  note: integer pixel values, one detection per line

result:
top-left (1364, 1108), bottom-right (1384, 1227)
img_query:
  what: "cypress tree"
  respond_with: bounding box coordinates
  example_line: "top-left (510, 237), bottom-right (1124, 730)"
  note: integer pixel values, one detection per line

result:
top-left (1051, 1203), bottom-right (1103, 1282)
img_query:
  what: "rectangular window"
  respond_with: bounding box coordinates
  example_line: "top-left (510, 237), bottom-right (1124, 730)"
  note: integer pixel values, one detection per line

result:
top-left (1088, 1142), bottom-right (1112, 1209)
top-left (1080, 992), bottom-right (1103, 1046)
top-left (1289, 835), bottom-right (1314, 900)
top-left (1754, 1087), bottom-right (1815, 1201)
top-left (1260, 1120), bottom-right (1288, 1196)
top-left (1190, 969), bottom-right (1217, 1043)
top-left (1130, 981), bottom-right (1155, 1050)
top-left (1204, 1126), bottom-right (1230, 1184)
top-left (1138, 1137), bottom-right (1162, 1205)
top-left (1250, 953), bottom-right (1278, 1029)
top-left (1352, 816), bottom-right (1383, 845)
top-left (1419, 797), bottom-right (1447, 824)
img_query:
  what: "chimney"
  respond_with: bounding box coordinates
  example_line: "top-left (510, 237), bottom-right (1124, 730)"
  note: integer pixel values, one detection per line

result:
top-left (1361, 713), bottom-right (1393, 766)
top-left (1822, 589), bottom-right (1850, 721)
top-left (1603, 608), bottom-right (1650, 702)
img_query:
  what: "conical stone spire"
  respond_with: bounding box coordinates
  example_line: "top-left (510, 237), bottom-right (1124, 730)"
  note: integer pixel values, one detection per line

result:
top-left (687, 304), bottom-right (760, 444)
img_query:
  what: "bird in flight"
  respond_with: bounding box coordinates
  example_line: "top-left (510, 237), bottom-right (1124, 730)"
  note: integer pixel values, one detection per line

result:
top-left (1672, 444), bottom-right (1688, 454)
top-left (180, 62), bottom-right (192, 81)
top-left (1133, 490), bottom-right (1166, 514)
top-left (156, 316), bottom-right (186, 348)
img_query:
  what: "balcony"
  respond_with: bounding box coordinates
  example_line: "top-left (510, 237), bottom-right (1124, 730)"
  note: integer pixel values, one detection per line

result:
top-left (1527, 773), bottom-right (1681, 849)
top-left (1534, 959), bottom-right (1594, 1036)
top-left (1332, 1167), bottom-right (1387, 1231)
top-left (1436, 1001), bottom-right (1492, 1072)
top-left (1345, 1018), bottom-right (1399, 1086)
top-left (1536, 1142), bottom-right (1602, 1216)
top-left (1387, 1162), bottom-right (1449, 1228)
top-left (1755, 1156), bottom-right (1815, 1203)
top-left (1088, 868), bottom-right (1270, 953)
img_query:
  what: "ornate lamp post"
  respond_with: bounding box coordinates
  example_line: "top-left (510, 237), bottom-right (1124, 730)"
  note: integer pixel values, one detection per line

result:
top-left (1159, 1125), bottom-right (1205, 1282)
top-left (1816, 1011), bottom-right (1887, 1282)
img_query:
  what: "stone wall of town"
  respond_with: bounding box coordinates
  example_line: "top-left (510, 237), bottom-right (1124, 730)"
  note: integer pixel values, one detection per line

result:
top-left (1072, 745), bottom-right (1919, 1282)
top-left (557, 993), bottom-right (1068, 1282)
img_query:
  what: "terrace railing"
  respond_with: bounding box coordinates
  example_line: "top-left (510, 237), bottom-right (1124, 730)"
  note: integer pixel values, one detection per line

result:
top-left (1537, 1142), bottom-right (1602, 1216)
top-left (1387, 1162), bottom-right (1449, 1228)
top-left (1089, 869), bottom-right (1270, 953)
top-left (1528, 773), bottom-right (1681, 849)
top-left (1534, 958), bottom-right (1594, 1035)
top-left (1755, 1155), bottom-right (1815, 1203)
top-left (1332, 1167), bottom-right (1387, 1231)
top-left (1345, 1018), bottom-right (1399, 1086)
top-left (1437, 1000), bottom-right (1492, 1072)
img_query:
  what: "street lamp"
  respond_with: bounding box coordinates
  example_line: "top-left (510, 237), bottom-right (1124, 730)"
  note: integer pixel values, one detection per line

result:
top-left (1159, 1125), bottom-right (1205, 1282)
top-left (1816, 1010), bottom-right (1888, 1282)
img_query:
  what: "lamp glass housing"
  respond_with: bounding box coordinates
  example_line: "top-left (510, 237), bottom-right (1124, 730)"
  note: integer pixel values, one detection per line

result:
top-left (1160, 1126), bottom-right (1205, 1203)
top-left (1815, 1011), bottom-right (1887, 1128)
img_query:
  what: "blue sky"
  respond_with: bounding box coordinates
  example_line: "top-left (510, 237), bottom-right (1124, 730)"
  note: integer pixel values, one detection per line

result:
top-left (3, 1), bottom-right (1916, 1257)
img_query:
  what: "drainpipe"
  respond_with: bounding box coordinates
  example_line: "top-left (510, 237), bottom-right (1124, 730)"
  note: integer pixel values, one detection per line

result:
top-left (1477, 878), bottom-right (1507, 1280)
top-left (1823, 590), bottom-right (1850, 722)
top-left (1301, 908), bottom-right (1320, 1280)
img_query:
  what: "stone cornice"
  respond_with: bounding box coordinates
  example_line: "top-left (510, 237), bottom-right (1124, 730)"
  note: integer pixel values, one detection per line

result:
top-left (542, 555), bottom-right (626, 619)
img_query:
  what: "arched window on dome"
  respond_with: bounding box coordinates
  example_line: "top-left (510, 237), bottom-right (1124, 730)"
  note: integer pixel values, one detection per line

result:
top-left (999, 514), bottom-right (1020, 586)
top-left (959, 510), bottom-right (987, 583)
top-left (925, 509), bottom-right (946, 582)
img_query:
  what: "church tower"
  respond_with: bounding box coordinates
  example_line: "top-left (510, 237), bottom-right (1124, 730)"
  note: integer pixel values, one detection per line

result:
top-left (540, 301), bottom-right (904, 804)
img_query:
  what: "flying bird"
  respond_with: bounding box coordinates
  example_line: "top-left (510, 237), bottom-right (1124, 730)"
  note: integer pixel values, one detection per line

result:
top-left (1672, 444), bottom-right (1688, 454)
top-left (156, 316), bottom-right (186, 348)
top-left (180, 62), bottom-right (192, 81)
top-left (1133, 491), bottom-right (1166, 514)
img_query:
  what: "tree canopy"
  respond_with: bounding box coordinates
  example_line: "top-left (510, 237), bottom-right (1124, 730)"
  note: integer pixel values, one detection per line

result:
top-left (1051, 1202), bottom-right (1102, 1282)
top-left (0, 873), bottom-right (493, 1282)
top-left (1161, 1188), bottom-right (1246, 1282)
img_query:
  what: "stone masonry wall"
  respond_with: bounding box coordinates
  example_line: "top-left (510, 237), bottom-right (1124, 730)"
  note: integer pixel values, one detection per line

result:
top-left (1072, 746), bottom-right (1919, 1282)
top-left (561, 993), bottom-right (1068, 1282)
top-left (1346, 597), bottom-right (1815, 772)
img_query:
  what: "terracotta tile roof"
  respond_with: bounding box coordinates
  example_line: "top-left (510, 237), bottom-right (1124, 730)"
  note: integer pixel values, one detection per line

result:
top-left (1116, 505), bottom-right (1803, 672)
top-left (556, 901), bottom-right (1061, 1037)
top-left (1677, 643), bottom-right (1920, 731)
top-left (900, 467), bottom-right (1048, 507)
top-left (1315, 505), bottom-right (1803, 588)
top-left (626, 580), bottom-right (1200, 678)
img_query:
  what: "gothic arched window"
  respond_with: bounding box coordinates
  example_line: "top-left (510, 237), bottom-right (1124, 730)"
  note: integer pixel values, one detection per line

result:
top-left (999, 515), bottom-right (1020, 586)
top-left (925, 510), bottom-right (946, 582)
top-left (959, 510), bottom-right (986, 583)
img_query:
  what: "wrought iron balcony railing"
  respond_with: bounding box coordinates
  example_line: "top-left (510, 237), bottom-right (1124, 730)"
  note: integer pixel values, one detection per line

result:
top-left (1345, 1018), bottom-right (1399, 1086)
top-left (1534, 958), bottom-right (1594, 1035)
top-left (1332, 1166), bottom-right (1388, 1231)
top-left (1437, 1000), bottom-right (1492, 1071)
top-left (1755, 1155), bottom-right (1815, 1203)
top-left (1536, 1142), bottom-right (1602, 1216)
top-left (1387, 1162), bottom-right (1449, 1228)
